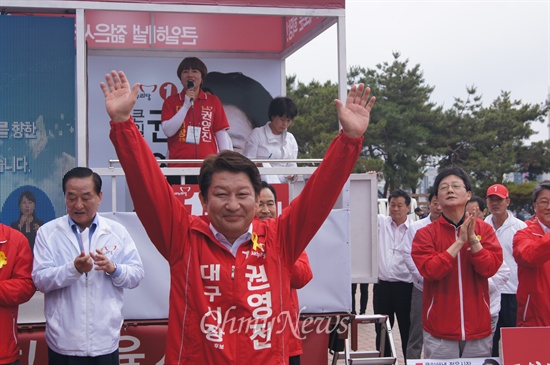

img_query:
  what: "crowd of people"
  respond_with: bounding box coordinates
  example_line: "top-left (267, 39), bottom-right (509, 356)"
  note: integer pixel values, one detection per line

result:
top-left (2, 56), bottom-right (550, 365)
top-left (371, 176), bottom-right (549, 361)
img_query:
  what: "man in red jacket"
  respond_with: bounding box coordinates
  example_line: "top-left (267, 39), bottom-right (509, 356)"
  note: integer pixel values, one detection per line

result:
top-left (513, 180), bottom-right (550, 327)
top-left (101, 70), bottom-right (375, 365)
top-left (0, 224), bottom-right (36, 365)
top-left (412, 167), bottom-right (502, 358)
top-left (256, 182), bottom-right (312, 365)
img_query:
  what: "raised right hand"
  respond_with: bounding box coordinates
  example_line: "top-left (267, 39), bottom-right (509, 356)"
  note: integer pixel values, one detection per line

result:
top-left (334, 84), bottom-right (376, 139)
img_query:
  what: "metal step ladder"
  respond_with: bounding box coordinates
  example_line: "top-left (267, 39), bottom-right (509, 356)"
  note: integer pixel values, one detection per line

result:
top-left (331, 314), bottom-right (398, 365)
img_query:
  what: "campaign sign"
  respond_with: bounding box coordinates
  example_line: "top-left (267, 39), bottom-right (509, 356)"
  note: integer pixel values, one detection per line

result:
top-left (407, 358), bottom-right (501, 365)
top-left (171, 183), bottom-right (290, 215)
top-left (501, 327), bottom-right (550, 365)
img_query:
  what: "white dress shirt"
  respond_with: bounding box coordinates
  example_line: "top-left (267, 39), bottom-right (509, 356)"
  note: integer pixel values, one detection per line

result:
top-left (377, 214), bottom-right (413, 283)
top-left (243, 122), bottom-right (299, 183)
top-left (400, 214), bottom-right (436, 290)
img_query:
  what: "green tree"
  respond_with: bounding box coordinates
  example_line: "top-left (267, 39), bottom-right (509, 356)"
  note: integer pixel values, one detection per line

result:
top-left (286, 76), bottom-right (339, 158)
top-left (516, 140), bottom-right (550, 181)
top-left (439, 88), bottom-right (546, 189)
top-left (437, 86), bottom-right (484, 168)
top-left (286, 75), bottom-right (383, 172)
top-left (287, 54), bottom-right (549, 193)
top-left (508, 181), bottom-right (538, 214)
top-left (347, 52), bottom-right (443, 195)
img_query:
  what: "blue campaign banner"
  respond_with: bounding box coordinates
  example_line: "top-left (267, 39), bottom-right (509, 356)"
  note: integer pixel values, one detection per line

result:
top-left (0, 16), bottom-right (75, 244)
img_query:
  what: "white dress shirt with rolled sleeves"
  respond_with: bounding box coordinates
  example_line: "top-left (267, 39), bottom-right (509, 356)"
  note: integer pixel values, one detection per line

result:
top-left (377, 214), bottom-right (413, 283)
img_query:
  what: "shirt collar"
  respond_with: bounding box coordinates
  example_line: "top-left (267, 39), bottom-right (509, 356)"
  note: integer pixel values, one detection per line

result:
top-left (209, 223), bottom-right (253, 244)
top-left (391, 217), bottom-right (409, 229)
top-left (442, 213), bottom-right (465, 227)
top-left (68, 214), bottom-right (99, 234)
top-left (264, 121), bottom-right (287, 142)
top-left (538, 219), bottom-right (550, 234)
top-left (179, 88), bottom-right (206, 101)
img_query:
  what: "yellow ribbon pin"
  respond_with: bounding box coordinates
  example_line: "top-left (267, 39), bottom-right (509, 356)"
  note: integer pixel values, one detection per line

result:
top-left (476, 235), bottom-right (482, 241)
top-left (0, 252), bottom-right (7, 269)
top-left (251, 232), bottom-right (264, 252)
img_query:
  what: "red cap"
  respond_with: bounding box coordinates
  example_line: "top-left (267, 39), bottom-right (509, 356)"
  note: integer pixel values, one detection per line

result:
top-left (486, 184), bottom-right (508, 198)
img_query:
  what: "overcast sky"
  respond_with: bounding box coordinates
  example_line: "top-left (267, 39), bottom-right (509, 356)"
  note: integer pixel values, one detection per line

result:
top-left (286, 0), bottom-right (550, 142)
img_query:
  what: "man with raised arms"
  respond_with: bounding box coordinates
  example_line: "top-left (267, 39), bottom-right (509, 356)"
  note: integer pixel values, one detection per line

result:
top-left (101, 70), bottom-right (375, 365)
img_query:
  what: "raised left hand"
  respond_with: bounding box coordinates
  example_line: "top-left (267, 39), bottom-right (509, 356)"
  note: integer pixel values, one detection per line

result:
top-left (335, 84), bottom-right (376, 139)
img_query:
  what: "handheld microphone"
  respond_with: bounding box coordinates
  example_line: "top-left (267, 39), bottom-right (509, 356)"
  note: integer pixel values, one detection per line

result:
top-left (186, 80), bottom-right (195, 106)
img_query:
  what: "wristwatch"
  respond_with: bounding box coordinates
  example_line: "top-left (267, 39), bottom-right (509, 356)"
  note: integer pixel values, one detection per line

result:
top-left (106, 262), bottom-right (117, 276)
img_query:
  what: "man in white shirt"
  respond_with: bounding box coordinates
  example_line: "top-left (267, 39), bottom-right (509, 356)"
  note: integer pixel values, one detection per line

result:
top-left (400, 192), bottom-right (441, 359)
top-left (32, 167), bottom-right (144, 364)
top-left (375, 189), bottom-right (414, 358)
top-left (484, 184), bottom-right (526, 357)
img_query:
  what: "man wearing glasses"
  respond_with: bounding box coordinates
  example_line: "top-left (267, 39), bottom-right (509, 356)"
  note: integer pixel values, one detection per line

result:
top-left (513, 180), bottom-right (550, 327)
top-left (411, 167), bottom-right (503, 358)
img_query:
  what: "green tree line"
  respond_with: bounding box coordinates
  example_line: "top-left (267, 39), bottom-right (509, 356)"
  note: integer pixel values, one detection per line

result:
top-left (287, 52), bottom-right (550, 199)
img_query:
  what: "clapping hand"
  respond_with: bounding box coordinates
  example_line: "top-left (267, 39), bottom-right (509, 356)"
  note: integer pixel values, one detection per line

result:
top-left (90, 249), bottom-right (116, 275)
top-left (74, 251), bottom-right (93, 274)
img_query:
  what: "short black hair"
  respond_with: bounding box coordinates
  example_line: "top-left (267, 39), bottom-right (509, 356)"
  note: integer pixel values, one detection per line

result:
top-left (199, 151), bottom-right (261, 201)
top-left (261, 181), bottom-right (277, 201)
top-left (62, 167), bottom-right (102, 195)
top-left (18, 190), bottom-right (37, 206)
top-left (433, 166), bottom-right (472, 196)
top-left (468, 195), bottom-right (486, 211)
top-left (17, 190), bottom-right (38, 219)
top-left (202, 72), bottom-right (272, 128)
top-left (176, 57), bottom-right (208, 81)
top-left (268, 97), bottom-right (298, 121)
top-left (388, 189), bottom-right (411, 206)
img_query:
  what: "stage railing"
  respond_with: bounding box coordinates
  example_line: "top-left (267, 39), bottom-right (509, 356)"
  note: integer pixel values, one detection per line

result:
top-left (94, 158), bottom-right (323, 212)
